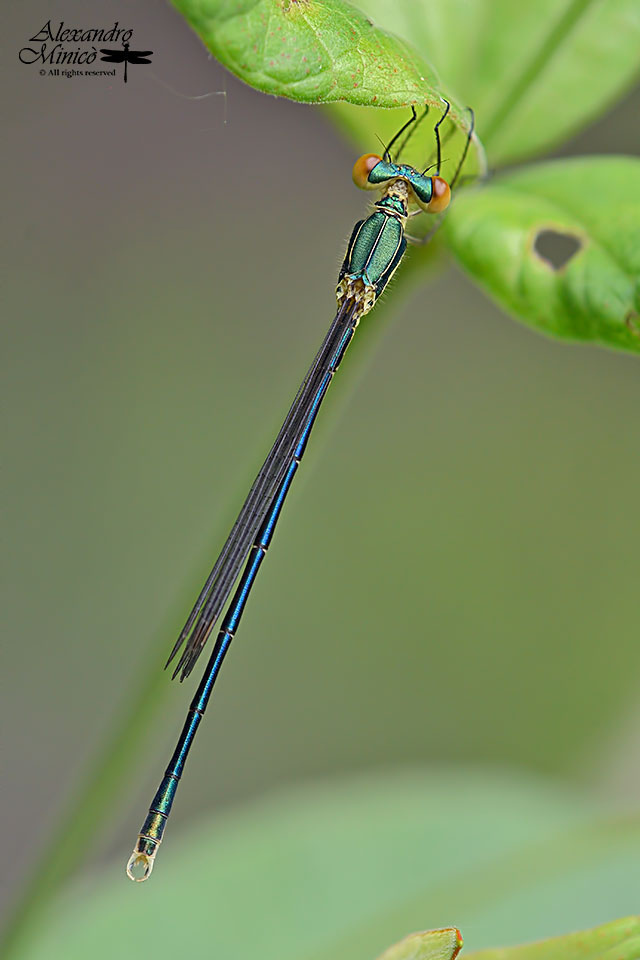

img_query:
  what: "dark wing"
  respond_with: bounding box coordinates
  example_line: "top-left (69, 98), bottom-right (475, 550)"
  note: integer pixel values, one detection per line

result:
top-left (99, 50), bottom-right (126, 62)
top-left (127, 52), bottom-right (153, 63)
top-left (167, 297), bottom-right (357, 680)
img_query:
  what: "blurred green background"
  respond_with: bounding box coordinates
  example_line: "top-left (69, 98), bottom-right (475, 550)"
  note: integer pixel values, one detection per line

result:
top-left (3, 0), bottom-right (640, 951)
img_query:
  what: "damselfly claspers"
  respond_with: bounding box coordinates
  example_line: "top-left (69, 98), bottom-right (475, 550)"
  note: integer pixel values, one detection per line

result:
top-left (127, 101), bottom-right (475, 881)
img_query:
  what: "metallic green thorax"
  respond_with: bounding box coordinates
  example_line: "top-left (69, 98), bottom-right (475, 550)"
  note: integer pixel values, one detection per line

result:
top-left (337, 179), bottom-right (410, 318)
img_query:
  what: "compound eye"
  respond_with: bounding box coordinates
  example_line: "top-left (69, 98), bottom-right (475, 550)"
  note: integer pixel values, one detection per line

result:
top-left (352, 153), bottom-right (383, 190)
top-left (427, 176), bottom-right (451, 213)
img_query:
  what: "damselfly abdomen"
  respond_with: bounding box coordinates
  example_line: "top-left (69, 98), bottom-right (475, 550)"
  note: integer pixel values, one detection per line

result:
top-left (127, 101), bottom-right (474, 881)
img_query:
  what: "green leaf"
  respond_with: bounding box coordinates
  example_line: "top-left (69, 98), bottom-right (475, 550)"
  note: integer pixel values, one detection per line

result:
top-left (15, 769), bottom-right (640, 960)
top-left (171, 0), bottom-right (450, 111)
top-left (444, 155), bottom-right (640, 354)
top-left (466, 917), bottom-right (640, 960)
top-left (172, 0), bottom-right (639, 167)
top-left (169, 0), bottom-right (485, 174)
top-left (377, 929), bottom-right (463, 960)
top-left (328, 0), bottom-right (640, 165)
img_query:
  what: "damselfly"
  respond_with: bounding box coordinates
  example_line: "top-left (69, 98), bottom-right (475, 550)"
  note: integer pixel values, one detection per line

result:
top-left (99, 41), bottom-right (153, 84)
top-left (127, 101), bottom-right (474, 881)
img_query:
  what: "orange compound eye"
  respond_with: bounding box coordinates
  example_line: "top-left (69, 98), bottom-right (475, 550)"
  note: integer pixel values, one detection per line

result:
top-left (427, 176), bottom-right (451, 213)
top-left (352, 153), bottom-right (383, 190)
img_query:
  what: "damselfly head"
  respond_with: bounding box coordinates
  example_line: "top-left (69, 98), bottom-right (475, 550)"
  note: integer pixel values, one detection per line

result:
top-left (352, 153), bottom-right (451, 214)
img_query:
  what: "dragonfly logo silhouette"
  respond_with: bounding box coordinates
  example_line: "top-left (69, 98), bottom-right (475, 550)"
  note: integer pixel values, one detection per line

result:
top-left (100, 40), bottom-right (153, 83)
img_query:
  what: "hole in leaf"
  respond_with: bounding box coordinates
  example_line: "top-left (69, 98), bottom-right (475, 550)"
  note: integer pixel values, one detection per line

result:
top-left (533, 230), bottom-right (582, 271)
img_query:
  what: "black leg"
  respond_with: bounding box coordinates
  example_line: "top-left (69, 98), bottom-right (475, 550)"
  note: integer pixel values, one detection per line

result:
top-left (394, 105), bottom-right (430, 163)
top-left (383, 106), bottom-right (417, 162)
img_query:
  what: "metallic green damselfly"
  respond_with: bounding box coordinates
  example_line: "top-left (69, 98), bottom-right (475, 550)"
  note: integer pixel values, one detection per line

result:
top-left (127, 102), bottom-right (474, 881)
